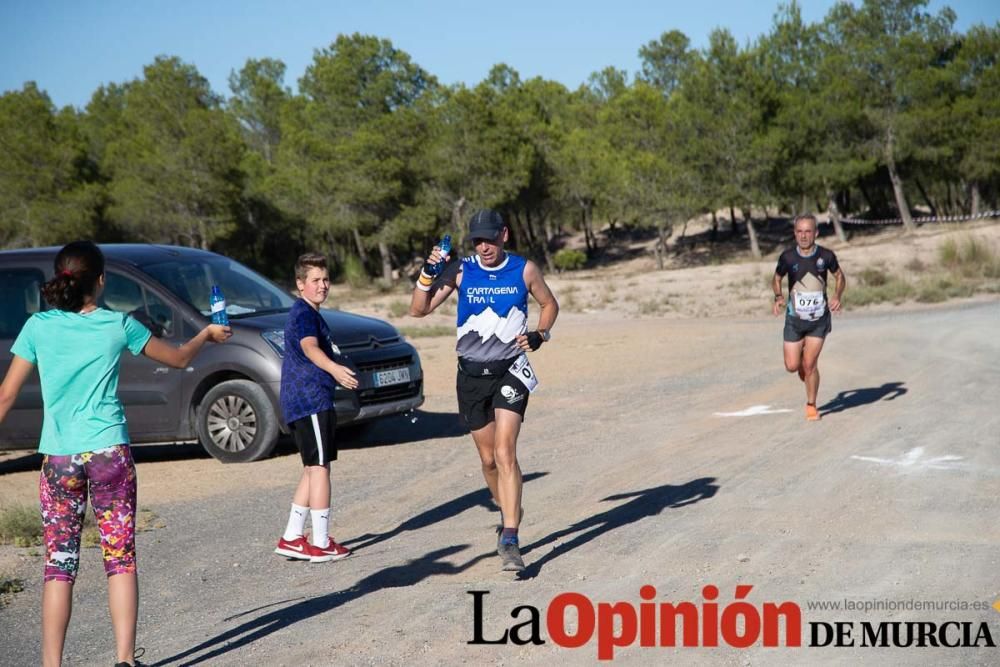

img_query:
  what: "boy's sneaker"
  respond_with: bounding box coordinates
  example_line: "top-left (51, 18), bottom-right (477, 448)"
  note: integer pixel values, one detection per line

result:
top-left (805, 403), bottom-right (821, 421)
top-left (498, 539), bottom-right (525, 572)
top-left (274, 535), bottom-right (312, 560)
top-left (310, 536), bottom-right (351, 563)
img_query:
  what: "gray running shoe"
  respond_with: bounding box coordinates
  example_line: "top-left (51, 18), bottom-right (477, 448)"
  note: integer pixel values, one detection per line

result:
top-left (498, 540), bottom-right (525, 572)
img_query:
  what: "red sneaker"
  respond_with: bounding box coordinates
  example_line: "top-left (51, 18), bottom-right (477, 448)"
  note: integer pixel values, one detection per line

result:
top-left (274, 535), bottom-right (311, 560)
top-left (309, 536), bottom-right (351, 563)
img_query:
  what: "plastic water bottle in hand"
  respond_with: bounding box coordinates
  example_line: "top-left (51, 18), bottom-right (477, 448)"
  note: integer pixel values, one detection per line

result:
top-left (427, 235), bottom-right (451, 277)
top-left (210, 285), bottom-right (229, 326)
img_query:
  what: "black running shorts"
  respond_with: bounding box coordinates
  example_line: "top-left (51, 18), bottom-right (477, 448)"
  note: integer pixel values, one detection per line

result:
top-left (456, 357), bottom-right (529, 431)
top-left (288, 409), bottom-right (337, 466)
top-left (783, 312), bottom-right (832, 342)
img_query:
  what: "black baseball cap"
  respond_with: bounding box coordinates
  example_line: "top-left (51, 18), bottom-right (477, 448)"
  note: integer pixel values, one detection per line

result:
top-left (468, 209), bottom-right (505, 241)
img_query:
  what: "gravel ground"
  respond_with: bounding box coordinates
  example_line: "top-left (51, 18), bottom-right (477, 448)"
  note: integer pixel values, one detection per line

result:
top-left (1, 298), bottom-right (999, 666)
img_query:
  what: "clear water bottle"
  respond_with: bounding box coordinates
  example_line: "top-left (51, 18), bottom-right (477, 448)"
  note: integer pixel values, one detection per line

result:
top-left (210, 285), bottom-right (229, 326)
top-left (427, 235), bottom-right (451, 277)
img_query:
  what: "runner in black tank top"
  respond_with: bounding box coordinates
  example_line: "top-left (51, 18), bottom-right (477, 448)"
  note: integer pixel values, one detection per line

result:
top-left (771, 214), bottom-right (847, 421)
top-left (409, 209), bottom-right (559, 573)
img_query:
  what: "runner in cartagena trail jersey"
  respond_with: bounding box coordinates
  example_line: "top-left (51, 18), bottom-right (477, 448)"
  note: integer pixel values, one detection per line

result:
top-left (409, 208), bottom-right (559, 573)
top-left (772, 214), bottom-right (846, 421)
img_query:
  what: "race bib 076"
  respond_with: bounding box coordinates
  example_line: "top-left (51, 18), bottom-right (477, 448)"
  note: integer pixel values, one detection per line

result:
top-left (793, 290), bottom-right (826, 320)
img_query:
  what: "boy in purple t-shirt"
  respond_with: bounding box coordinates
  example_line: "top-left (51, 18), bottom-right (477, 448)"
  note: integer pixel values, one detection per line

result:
top-left (274, 253), bottom-right (359, 563)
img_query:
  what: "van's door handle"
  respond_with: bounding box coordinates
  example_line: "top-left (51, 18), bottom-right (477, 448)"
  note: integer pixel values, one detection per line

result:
top-left (153, 367), bottom-right (169, 375)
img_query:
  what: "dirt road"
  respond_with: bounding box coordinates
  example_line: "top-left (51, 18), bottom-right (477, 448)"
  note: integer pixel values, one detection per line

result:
top-left (1, 300), bottom-right (998, 666)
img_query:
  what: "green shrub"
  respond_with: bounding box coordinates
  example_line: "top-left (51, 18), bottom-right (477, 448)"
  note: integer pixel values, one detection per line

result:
top-left (340, 254), bottom-right (369, 289)
top-left (0, 574), bottom-right (24, 606)
top-left (553, 249), bottom-right (587, 272)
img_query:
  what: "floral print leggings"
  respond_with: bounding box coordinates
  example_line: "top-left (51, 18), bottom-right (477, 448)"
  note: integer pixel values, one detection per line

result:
top-left (39, 445), bottom-right (137, 583)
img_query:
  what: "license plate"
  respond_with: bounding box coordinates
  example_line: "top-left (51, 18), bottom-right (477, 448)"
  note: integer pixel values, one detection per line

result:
top-left (374, 367), bottom-right (411, 387)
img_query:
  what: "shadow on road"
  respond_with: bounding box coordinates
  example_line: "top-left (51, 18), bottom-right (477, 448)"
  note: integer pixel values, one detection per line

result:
top-left (343, 472), bottom-right (549, 553)
top-left (0, 443), bottom-right (215, 475)
top-left (2, 410), bottom-right (467, 474)
top-left (153, 544), bottom-right (490, 666)
top-left (518, 477), bottom-right (720, 580)
top-left (819, 382), bottom-right (907, 416)
top-left (340, 409), bottom-right (468, 449)
top-left (0, 451), bottom-right (42, 474)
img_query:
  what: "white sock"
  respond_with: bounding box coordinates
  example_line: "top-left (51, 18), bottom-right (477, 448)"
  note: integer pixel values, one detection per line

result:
top-left (310, 508), bottom-right (330, 547)
top-left (283, 503), bottom-right (308, 541)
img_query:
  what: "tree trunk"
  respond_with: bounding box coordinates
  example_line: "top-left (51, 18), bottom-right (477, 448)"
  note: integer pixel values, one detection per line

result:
top-left (885, 128), bottom-right (916, 232)
top-left (352, 228), bottom-right (369, 264)
top-left (377, 239), bottom-right (393, 284)
top-left (198, 220), bottom-right (209, 250)
top-left (858, 181), bottom-right (876, 214)
top-left (509, 211), bottom-right (530, 253)
top-left (827, 192), bottom-right (848, 243)
top-left (580, 203), bottom-right (595, 257)
top-left (657, 223), bottom-right (673, 269)
top-left (970, 182), bottom-right (981, 216)
top-left (538, 212), bottom-right (555, 274)
top-left (710, 210), bottom-right (718, 243)
top-left (742, 207), bottom-right (761, 259)
top-left (523, 209), bottom-right (540, 256)
top-left (451, 196), bottom-right (466, 238)
top-left (913, 176), bottom-right (938, 218)
top-left (729, 205), bottom-right (739, 236)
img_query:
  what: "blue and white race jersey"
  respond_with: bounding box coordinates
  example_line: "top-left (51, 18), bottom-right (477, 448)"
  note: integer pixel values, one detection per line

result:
top-left (456, 253), bottom-right (528, 362)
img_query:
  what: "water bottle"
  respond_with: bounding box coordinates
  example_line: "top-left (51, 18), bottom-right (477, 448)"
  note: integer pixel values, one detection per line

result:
top-left (426, 235), bottom-right (451, 277)
top-left (210, 285), bottom-right (229, 326)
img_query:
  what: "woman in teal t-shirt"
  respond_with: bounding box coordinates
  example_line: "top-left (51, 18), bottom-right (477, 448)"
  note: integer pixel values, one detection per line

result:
top-left (0, 241), bottom-right (230, 667)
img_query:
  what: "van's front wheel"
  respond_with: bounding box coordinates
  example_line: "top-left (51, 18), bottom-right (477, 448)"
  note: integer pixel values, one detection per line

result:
top-left (196, 380), bottom-right (279, 463)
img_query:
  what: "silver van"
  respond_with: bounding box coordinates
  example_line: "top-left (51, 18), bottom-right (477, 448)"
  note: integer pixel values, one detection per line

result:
top-left (0, 245), bottom-right (423, 462)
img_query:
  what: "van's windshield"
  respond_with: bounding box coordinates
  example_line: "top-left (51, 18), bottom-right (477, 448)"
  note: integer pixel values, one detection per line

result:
top-left (140, 257), bottom-right (295, 319)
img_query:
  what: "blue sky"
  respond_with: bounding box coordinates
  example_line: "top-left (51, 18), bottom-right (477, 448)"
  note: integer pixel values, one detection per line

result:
top-left (1, 0), bottom-right (997, 109)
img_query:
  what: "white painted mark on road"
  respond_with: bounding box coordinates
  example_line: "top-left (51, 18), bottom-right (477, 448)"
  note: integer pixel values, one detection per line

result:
top-left (851, 447), bottom-right (968, 472)
top-left (714, 405), bottom-right (793, 417)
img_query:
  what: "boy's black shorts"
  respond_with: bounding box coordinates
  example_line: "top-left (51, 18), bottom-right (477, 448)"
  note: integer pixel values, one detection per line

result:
top-left (456, 357), bottom-right (529, 431)
top-left (288, 409), bottom-right (337, 466)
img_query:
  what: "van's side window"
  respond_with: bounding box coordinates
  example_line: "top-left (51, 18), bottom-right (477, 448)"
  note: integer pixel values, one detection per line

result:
top-left (0, 268), bottom-right (45, 339)
top-left (100, 272), bottom-right (174, 337)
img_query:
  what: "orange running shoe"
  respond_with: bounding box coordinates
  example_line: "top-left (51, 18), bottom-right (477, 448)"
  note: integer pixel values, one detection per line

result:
top-left (805, 404), bottom-right (820, 421)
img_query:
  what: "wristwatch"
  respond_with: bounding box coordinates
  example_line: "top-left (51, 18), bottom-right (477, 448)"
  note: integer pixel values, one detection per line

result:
top-left (539, 329), bottom-right (551, 342)
top-left (774, 294), bottom-right (784, 302)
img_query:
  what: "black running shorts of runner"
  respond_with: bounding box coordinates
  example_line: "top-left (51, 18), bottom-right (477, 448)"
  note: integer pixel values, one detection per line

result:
top-left (783, 311), bottom-right (832, 342)
top-left (456, 357), bottom-right (530, 431)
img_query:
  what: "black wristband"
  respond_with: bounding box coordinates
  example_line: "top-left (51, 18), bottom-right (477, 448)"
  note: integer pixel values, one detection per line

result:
top-left (525, 331), bottom-right (544, 351)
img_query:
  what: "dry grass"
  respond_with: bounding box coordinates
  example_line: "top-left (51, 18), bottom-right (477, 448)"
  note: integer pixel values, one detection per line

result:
top-left (848, 236), bottom-right (1000, 308)
top-left (398, 325), bottom-right (453, 338)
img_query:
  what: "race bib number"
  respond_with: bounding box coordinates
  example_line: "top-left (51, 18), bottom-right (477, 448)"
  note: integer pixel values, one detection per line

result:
top-left (508, 354), bottom-right (539, 393)
top-left (793, 290), bottom-right (826, 320)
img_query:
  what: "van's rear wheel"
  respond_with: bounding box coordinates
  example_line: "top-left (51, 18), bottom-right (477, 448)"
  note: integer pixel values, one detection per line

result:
top-left (196, 380), bottom-right (279, 463)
